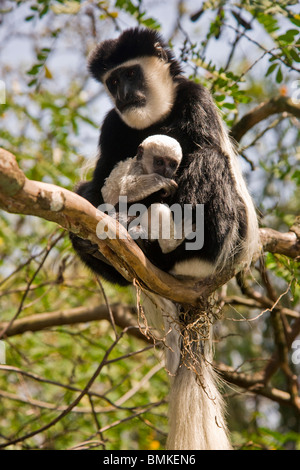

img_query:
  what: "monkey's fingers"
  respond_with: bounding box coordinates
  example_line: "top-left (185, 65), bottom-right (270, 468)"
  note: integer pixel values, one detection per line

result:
top-left (161, 180), bottom-right (178, 197)
top-left (70, 234), bottom-right (108, 262)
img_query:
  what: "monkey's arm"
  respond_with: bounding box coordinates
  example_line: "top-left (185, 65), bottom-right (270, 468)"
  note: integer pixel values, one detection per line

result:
top-left (120, 174), bottom-right (178, 204)
top-left (101, 158), bottom-right (136, 206)
top-left (102, 158), bottom-right (177, 205)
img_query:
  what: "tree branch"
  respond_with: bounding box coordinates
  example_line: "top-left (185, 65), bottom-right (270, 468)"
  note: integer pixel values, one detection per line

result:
top-left (0, 148), bottom-right (299, 308)
top-left (259, 227), bottom-right (300, 259)
top-left (0, 146), bottom-right (299, 414)
top-left (217, 362), bottom-right (300, 410)
top-left (231, 96), bottom-right (300, 143)
top-left (0, 148), bottom-right (245, 306)
top-left (0, 303), bottom-right (148, 342)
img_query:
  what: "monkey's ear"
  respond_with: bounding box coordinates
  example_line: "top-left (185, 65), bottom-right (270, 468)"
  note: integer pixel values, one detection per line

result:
top-left (137, 145), bottom-right (144, 160)
top-left (154, 42), bottom-right (168, 62)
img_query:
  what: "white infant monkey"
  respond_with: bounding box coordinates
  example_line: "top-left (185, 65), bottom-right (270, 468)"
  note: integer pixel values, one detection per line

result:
top-left (101, 134), bottom-right (182, 206)
top-left (101, 135), bottom-right (183, 253)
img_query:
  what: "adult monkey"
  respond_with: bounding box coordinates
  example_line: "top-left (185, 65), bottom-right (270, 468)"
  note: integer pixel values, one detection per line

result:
top-left (70, 27), bottom-right (259, 450)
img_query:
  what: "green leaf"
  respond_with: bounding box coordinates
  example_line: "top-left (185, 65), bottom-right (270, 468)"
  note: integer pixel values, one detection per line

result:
top-left (290, 16), bottom-right (300, 28)
top-left (28, 78), bottom-right (38, 87)
top-left (214, 94), bottom-right (226, 102)
top-left (292, 169), bottom-right (300, 184)
top-left (39, 4), bottom-right (49, 18)
top-left (222, 102), bottom-right (236, 110)
top-left (278, 29), bottom-right (300, 44)
top-left (290, 48), bottom-right (300, 62)
top-left (266, 62), bottom-right (278, 76)
top-left (276, 66), bottom-right (283, 83)
top-left (27, 64), bottom-right (43, 75)
top-left (37, 53), bottom-right (47, 61)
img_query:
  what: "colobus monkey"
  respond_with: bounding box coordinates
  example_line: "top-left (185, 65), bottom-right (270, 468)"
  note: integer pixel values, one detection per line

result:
top-left (70, 27), bottom-right (259, 450)
top-left (101, 134), bottom-right (182, 206)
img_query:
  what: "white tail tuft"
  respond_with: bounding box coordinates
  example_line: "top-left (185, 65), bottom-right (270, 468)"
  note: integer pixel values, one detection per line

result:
top-left (167, 360), bottom-right (231, 450)
top-left (141, 291), bottom-right (232, 450)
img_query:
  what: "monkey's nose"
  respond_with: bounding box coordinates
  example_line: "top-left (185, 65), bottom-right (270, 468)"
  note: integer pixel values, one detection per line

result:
top-left (165, 169), bottom-right (174, 178)
top-left (119, 82), bottom-right (134, 102)
top-left (155, 168), bottom-right (166, 177)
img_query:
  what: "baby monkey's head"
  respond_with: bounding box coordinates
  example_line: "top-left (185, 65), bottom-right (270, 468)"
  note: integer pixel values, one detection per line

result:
top-left (137, 134), bottom-right (182, 179)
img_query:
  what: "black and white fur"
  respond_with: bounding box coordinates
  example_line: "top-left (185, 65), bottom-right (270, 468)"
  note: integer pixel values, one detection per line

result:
top-left (70, 27), bottom-right (259, 450)
top-left (101, 134), bottom-right (182, 206)
top-left (101, 134), bottom-right (183, 253)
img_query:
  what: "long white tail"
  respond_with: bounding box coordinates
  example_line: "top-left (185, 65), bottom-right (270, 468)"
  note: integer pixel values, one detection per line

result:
top-left (141, 292), bottom-right (232, 450)
top-left (167, 353), bottom-right (231, 450)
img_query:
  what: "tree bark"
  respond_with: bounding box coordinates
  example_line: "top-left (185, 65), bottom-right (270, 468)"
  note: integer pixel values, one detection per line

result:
top-left (231, 96), bottom-right (300, 143)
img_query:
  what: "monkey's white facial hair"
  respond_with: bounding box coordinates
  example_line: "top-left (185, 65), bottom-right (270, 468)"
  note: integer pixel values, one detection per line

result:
top-left (104, 57), bottom-right (178, 130)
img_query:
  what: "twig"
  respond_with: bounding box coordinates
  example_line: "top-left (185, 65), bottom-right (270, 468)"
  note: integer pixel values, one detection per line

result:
top-left (97, 400), bottom-right (165, 434)
top-left (224, 23), bottom-right (300, 74)
top-left (94, 274), bottom-right (118, 339)
top-left (0, 363), bottom-right (158, 413)
top-left (217, 362), bottom-right (299, 409)
top-left (0, 328), bottom-right (126, 449)
top-left (240, 115), bottom-right (286, 152)
top-left (0, 231), bottom-right (63, 339)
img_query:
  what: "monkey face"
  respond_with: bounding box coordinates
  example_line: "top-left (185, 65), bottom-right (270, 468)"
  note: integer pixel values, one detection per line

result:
top-left (140, 135), bottom-right (182, 178)
top-left (103, 57), bottom-right (177, 130)
top-left (105, 64), bottom-right (147, 113)
top-left (152, 156), bottom-right (179, 178)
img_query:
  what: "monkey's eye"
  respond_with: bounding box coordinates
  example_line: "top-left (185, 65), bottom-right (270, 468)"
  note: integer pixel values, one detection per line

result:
top-left (154, 158), bottom-right (164, 166)
top-left (107, 77), bottom-right (118, 90)
top-left (169, 161), bottom-right (177, 169)
top-left (126, 68), bottom-right (136, 79)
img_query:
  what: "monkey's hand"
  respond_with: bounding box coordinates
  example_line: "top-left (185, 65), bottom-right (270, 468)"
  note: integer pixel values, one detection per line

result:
top-left (126, 174), bottom-right (178, 203)
top-left (160, 179), bottom-right (178, 198)
top-left (69, 233), bottom-right (110, 264)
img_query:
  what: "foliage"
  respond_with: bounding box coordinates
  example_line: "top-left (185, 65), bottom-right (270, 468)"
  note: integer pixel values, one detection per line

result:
top-left (0, 0), bottom-right (299, 450)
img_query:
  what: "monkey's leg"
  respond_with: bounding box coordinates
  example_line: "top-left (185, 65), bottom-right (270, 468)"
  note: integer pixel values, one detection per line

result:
top-left (145, 204), bottom-right (185, 253)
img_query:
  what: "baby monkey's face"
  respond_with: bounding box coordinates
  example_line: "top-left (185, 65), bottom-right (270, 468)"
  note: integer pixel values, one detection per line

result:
top-left (150, 154), bottom-right (179, 178)
top-left (136, 135), bottom-right (183, 179)
top-left (141, 147), bottom-right (180, 178)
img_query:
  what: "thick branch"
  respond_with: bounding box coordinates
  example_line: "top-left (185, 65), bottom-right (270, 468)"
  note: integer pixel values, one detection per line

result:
top-left (0, 303), bottom-right (149, 342)
top-left (231, 96), bottom-right (300, 143)
top-left (217, 362), bottom-right (300, 410)
top-left (0, 148), bottom-right (299, 307)
top-left (260, 227), bottom-right (300, 259)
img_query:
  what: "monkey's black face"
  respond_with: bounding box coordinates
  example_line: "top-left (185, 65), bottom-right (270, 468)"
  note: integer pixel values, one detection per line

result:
top-left (153, 156), bottom-right (179, 178)
top-left (105, 65), bottom-right (147, 113)
top-left (103, 57), bottom-right (176, 130)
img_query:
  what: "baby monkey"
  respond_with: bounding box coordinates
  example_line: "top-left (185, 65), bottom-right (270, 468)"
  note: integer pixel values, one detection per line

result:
top-left (101, 134), bottom-right (182, 207)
